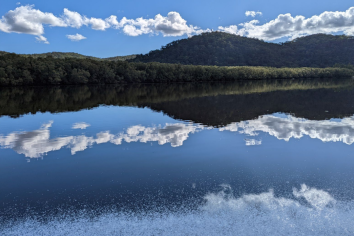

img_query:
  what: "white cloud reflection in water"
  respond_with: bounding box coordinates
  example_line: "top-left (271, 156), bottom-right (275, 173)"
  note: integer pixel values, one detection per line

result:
top-left (72, 122), bottom-right (91, 129)
top-left (2, 114), bottom-right (354, 158)
top-left (220, 114), bottom-right (354, 145)
top-left (0, 121), bottom-right (204, 158)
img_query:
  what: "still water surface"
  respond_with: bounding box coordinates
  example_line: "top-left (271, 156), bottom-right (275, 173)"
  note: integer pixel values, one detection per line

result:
top-left (1, 79), bottom-right (354, 235)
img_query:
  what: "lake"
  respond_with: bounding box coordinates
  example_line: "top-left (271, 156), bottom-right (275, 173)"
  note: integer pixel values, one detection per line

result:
top-left (1, 79), bottom-right (354, 235)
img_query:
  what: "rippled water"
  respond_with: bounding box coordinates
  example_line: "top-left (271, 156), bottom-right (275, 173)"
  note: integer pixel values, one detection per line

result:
top-left (1, 79), bottom-right (354, 235)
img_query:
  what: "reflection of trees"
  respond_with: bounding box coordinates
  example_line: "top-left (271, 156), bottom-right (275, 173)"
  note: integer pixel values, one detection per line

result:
top-left (1, 79), bottom-right (354, 126)
top-left (146, 87), bottom-right (354, 127)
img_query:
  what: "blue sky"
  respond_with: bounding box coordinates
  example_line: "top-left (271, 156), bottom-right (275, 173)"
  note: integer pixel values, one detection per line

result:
top-left (1, 0), bottom-right (354, 57)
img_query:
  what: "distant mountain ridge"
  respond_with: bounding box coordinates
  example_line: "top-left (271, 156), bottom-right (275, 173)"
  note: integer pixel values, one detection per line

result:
top-left (131, 32), bottom-right (354, 68)
top-left (0, 51), bottom-right (136, 61)
top-left (2, 32), bottom-right (354, 67)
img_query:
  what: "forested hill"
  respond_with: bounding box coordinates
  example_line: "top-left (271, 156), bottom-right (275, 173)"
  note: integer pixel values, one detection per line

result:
top-left (131, 32), bottom-right (354, 67)
top-left (0, 51), bottom-right (136, 61)
top-left (2, 32), bottom-right (353, 67)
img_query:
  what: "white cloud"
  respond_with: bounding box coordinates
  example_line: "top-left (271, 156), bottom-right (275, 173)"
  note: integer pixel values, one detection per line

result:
top-left (245, 11), bottom-right (262, 17)
top-left (0, 5), bottom-right (66, 35)
top-left (0, 122), bottom-right (203, 158)
top-left (4, 5), bottom-right (354, 43)
top-left (0, 5), bottom-right (66, 43)
top-left (220, 114), bottom-right (354, 145)
top-left (119, 12), bottom-right (199, 37)
top-left (87, 17), bottom-right (110, 30)
top-left (72, 122), bottom-right (90, 129)
top-left (62, 8), bottom-right (84, 28)
top-left (62, 9), bottom-right (112, 31)
top-left (35, 35), bottom-right (49, 44)
top-left (0, 6), bottom-right (200, 43)
top-left (66, 33), bottom-right (87, 41)
top-left (218, 25), bottom-right (238, 34)
top-left (123, 25), bottom-right (146, 36)
top-left (219, 7), bottom-right (354, 41)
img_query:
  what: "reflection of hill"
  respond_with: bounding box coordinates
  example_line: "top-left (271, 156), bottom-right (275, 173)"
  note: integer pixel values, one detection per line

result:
top-left (144, 88), bottom-right (354, 127)
top-left (1, 79), bottom-right (354, 126)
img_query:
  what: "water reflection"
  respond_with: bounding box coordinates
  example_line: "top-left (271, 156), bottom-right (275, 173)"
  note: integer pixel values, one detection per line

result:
top-left (2, 81), bottom-right (354, 226)
top-left (2, 79), bottom-right (354, 126)
top-left (0, 122), bottom-right (204, 158)
top-left (2, 112), bottom-right (354, 158)
top-left (72, 122), bottom-right (91, 130)
top-left (244, 138), bottom-right (262, 146)
top-left (221, 114), bottom-right (354, 145)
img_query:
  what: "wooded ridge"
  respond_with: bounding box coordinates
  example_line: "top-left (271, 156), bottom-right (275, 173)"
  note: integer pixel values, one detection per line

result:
top-left (131, 32), bottom-right (354, 68)
top-left (0, 52), bottom-right (353, 86)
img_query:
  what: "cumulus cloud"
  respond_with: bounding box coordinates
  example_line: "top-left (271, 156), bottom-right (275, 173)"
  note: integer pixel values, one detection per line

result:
top-left (218, 25), bottom-right (238, 34)
top-left (0, 5), bottom-right (201, 43)
top-left (0, 122), bottom-right (203, 158)
top-left (219, 7), bottom-right (354, 40)
top-left (245, 11), bottom-right (262, 17)
top-left (119, 12), bottom-right (200, 37)
top-left (66, 33), bottom-right (87, 41)
top-left (220, 114), bottom-right (354, 145)
top-left (4, 5), bottom-right (354, 43)
top-left (0, 5), bottom-right (66, 35)
top-left (62, 8), bottom-right (111, 31)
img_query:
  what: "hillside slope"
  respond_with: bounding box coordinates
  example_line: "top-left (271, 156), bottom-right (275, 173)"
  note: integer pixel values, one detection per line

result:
top-left (131, 32), bottom-right (354, 67)
top-left (25, 52), bottom-right (99, 60)
top-left (0, 51), bottom-right (135, 61)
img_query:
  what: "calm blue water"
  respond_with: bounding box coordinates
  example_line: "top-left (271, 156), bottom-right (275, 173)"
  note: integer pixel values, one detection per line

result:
top-left (1, 81), bottom-right (354, 235)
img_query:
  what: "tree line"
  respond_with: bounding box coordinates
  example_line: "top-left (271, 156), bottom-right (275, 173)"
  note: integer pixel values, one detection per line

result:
top-left (0, 53), bottom-right (353, 86)
top-left (1, 78), bottom-right (354, 125)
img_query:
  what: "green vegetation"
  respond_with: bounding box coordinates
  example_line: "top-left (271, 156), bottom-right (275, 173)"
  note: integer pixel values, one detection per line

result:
top-left (0, 51), bottom-right (136, 61)
top-left (132, 32), bottom-right (354, 67)
top-left (3, 32), bottom-right (354, 68)
top-left (0, 53), bottom-right (353, 86)
top-left (104, 55), bottom-right (137, 61)
top-left (0, 51), bottom-right (99, 60)
top-left (23, 52), bottom-right (99, 60)
top-left (0, 51), bottom-right (9, 56)
top-left (2, 32), bottom-right (354, 86)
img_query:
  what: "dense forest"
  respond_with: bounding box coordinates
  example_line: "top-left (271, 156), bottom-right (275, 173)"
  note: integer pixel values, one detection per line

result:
top-left (0, 53), bottom-right (353, 86)
top-left (132, 32), bottom-right (354, 67)
top-left (1, 79), bottom-right (354, 125)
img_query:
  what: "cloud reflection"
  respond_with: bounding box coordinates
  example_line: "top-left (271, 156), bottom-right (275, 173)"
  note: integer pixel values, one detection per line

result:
top-left (0, 122), bottom-right (204, 158)
top-left (244, 139), bottom-right (262, 146)
top-left (72, 122), bottom-right (91, 129)
top-left (220, 114), bottom-right (354, 145)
